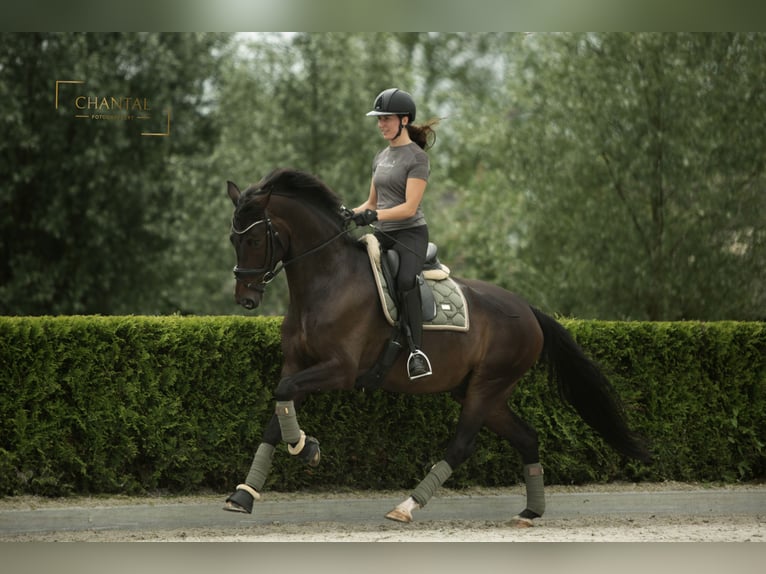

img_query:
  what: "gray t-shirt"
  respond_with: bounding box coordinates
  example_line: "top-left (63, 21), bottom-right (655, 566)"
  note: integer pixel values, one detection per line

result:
top-left (371, 142), bottom-right (429, 232)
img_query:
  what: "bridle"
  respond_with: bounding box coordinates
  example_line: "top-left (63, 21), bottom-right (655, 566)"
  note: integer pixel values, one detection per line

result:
top-left (231, 208), bottom-right (353, 293)
top-left (231, 214), bottom-right (283, 292)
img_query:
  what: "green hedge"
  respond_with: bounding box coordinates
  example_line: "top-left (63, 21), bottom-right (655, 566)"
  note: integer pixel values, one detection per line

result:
top-left (0, 316), bottom-right (282, 496)
top-left (0, 316), bottom-right (763, 496)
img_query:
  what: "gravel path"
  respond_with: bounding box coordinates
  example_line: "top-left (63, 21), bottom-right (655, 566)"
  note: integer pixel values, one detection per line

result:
top-left (2, 481), bottom-right (764, 542)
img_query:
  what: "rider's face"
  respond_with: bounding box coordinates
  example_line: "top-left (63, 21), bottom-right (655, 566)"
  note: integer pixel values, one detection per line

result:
top-left (377, 114), bottom-right (407, 141)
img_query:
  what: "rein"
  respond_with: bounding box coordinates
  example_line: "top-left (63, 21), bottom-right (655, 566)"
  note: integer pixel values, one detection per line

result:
top-left (232, 211), bottom-right (353, 290)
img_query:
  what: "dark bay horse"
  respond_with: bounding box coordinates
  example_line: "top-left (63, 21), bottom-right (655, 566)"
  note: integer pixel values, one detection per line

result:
top-left (223, 168), bottom-right (651, 525)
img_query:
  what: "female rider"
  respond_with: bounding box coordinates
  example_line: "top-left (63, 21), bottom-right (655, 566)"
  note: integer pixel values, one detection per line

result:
top-left (351, 88), bottom-right (438, 381)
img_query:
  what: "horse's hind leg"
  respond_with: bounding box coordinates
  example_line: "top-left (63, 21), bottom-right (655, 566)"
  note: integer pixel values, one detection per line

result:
top-left (484, 402), bottom-right (545, 526)
top-left (385, 396), bottom-right (487, 523)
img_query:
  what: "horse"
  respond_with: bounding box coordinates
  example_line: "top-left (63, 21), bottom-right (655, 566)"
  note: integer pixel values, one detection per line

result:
top-left (222, 168), bottom-right (651, 525)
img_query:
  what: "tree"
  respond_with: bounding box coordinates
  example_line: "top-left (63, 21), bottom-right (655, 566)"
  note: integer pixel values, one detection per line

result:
top-left (7, 33), bottom-right (761, 321)
top-left (451, 33), bottom-right (766, 320)
top-left (0, 33), bottom-right (228, 315)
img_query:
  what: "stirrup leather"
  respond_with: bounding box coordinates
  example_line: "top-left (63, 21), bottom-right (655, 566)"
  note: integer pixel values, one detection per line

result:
top-left (407, 349), bottom-right (432, 380)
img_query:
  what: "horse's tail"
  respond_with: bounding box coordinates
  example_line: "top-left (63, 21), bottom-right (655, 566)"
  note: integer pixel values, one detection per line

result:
top-left (531, 307), bottom-right (652, 464)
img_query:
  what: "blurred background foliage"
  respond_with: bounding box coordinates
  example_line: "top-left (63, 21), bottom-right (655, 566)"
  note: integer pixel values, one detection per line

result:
top-left (1, 32), bottom-right (764, 320)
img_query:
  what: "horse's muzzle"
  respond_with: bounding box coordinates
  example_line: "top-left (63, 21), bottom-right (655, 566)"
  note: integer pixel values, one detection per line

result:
top-left (235, 283), bottom-right (264, 310)
top-left (236, 292), bottom-right (263, 310)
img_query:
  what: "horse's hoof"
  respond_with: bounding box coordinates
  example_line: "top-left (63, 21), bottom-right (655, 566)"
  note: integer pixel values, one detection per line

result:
top-left (509, 514), bottom-right (535, 528)
top-left (298, 436), bottom-right (321, 467)
top-left (510, 508), bottom-right (540, 527)
top-left (385, 507), bottom-right (413, 523)
top-left (223, 500), bottom-right (249, 513)
top-left (223, 484), bottom-right (258, 514)
top-left (385, 497), bottom-right (420, 523)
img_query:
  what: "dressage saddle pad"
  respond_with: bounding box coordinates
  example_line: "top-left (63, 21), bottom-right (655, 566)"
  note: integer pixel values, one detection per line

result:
top-left (359, 234), bottom-right (469, 332)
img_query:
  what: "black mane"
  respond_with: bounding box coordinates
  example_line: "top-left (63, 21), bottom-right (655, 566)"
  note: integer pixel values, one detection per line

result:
top-left (235, 169), bottom-right (346, 231)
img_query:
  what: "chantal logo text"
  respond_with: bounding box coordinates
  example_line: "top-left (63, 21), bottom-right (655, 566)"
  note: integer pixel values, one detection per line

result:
top-left (55, 80), bottom-right (171, 137)
top-left (75, 96), bottom-right (151, 114)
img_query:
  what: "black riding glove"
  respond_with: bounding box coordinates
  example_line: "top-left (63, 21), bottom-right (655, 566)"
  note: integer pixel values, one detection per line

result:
top-left (353, 209), bottom-right (378, 226)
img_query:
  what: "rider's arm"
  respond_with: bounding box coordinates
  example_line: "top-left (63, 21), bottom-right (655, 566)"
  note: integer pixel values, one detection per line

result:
top-left (375, 178), bottom-right (427, 222)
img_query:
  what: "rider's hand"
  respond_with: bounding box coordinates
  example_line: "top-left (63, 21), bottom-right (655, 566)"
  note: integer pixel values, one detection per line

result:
top-left (352, 209), bottom-right (378, 226)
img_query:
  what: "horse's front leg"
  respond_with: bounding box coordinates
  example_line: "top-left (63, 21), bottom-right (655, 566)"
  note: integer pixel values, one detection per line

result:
top-left (223, 412), bottom-right (281, 513)
top-left (272, 357), bottom-right (353, 466)
top-left (223, 359), bottom-right (351, 514)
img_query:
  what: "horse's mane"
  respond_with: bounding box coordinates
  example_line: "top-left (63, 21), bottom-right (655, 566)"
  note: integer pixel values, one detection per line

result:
top-left (240, 168), bottom-right (345, 224)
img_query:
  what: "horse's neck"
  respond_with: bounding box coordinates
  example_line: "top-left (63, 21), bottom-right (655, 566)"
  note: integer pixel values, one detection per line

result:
top-left (272, 201), bottom-right (367, 308)
top-left (284, 238), bottom-right (366, 305)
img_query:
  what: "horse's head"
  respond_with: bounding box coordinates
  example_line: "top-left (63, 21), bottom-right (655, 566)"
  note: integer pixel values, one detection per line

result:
top-left (227, 169), bottom-right (353, 310)
top-left (227, 181), bottom-right (284, 310)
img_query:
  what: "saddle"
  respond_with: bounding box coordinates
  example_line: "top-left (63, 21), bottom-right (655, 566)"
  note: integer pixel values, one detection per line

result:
top-left (383, 242), bottom-right (438, 322)
top-left (356, 235), bottom-right (468, 390)
top-left (359, 234), bottom-right (468, 332)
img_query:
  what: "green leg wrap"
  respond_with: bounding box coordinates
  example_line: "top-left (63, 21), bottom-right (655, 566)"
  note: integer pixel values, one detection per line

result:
top-left (245, 443), bottom-right (275, 491)
top-left (411, 460), bottom-right (453, 507)
top-left (524, 463), bottom-right (546, 516)
top-left (275, 400), bottom-right (302, 444)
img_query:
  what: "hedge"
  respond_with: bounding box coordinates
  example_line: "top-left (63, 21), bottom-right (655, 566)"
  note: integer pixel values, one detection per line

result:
top-left (0, 316), bottom-right (763, 496)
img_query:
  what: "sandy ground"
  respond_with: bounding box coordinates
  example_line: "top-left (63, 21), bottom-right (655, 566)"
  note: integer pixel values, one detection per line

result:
top-left (42, 514), bottom-right (763, 543)
top-left (5, 517), bottom-right (759, 542)
top-left (2, 481), bottom-right (765, 542)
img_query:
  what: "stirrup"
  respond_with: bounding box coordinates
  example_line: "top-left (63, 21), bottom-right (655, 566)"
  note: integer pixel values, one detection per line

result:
top-left (407, 350), bottom-right (432, 380)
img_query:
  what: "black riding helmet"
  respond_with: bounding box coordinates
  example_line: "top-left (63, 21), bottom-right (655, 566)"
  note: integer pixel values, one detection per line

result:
top-left (366, 88), bottom-right (416, 123)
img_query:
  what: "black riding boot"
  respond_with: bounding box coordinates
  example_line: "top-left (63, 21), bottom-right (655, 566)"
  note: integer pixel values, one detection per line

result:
top-left (400, 286), bottom-right (432, 380)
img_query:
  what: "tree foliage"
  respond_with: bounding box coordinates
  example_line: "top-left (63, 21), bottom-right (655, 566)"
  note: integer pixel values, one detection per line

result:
top-left (1, 33), bottom-right (764, 320)
top-left (0, 32), bottom-right (227, 315)
top-left (464, 33), bottom-right (766, 320)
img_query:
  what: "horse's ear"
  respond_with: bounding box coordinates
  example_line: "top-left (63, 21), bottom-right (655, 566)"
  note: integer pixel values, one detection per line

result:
top-left (227, 181), bottom-right (241, 205)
